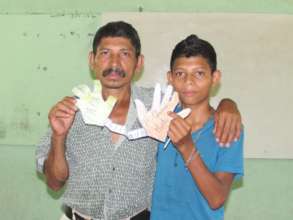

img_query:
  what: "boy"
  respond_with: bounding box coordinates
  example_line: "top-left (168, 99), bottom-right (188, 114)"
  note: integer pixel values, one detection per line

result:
top-left (151, 35), bottom-right (244, 220)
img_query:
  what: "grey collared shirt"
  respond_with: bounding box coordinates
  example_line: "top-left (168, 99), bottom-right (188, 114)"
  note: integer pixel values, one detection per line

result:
top-left (36, 85), bottom-right (158, 220)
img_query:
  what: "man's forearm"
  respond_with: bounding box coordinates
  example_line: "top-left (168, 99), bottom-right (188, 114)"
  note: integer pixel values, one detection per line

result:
top-left (44, 135), bottom-right (69, 191)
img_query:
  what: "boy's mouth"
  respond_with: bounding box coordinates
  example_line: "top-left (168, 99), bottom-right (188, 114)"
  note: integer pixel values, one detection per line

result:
top-left (182, 90), bottom-right (196, 97)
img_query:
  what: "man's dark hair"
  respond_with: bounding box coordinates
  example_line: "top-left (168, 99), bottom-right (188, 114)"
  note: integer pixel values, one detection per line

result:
top-left (92, 21), bottom-right (141, 57)
top-left (170, 34), bottom-right (217, 72)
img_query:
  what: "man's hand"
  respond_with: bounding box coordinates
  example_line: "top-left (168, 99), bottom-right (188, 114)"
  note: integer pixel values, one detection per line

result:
top-left (48, 96), bottom-right (77, 137)
top-left (135, 83), bottom-right (190, 142)
top-left (214, 98), bottom-right (242, 147)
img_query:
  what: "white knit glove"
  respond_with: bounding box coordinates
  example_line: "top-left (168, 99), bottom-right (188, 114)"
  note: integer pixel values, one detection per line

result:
top-left (72, 80), bottom-right (117, 126)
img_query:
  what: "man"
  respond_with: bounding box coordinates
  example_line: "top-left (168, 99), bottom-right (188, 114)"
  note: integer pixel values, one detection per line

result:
top-left (36, 21), bottom-right (241, 220)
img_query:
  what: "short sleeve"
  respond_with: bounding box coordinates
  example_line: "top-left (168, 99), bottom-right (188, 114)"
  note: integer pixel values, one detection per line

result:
top-left (35, 128), bottom-right (52, 173)
top-left (214, 131), bottom-right (244, 180)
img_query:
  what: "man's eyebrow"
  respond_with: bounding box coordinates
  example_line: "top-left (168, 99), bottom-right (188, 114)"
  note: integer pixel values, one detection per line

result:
top-left (97, 47), bottom-right (109, 51)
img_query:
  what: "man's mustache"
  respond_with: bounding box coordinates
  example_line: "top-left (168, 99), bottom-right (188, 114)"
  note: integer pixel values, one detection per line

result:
top-left (102, 67), bottom-right (126, 78)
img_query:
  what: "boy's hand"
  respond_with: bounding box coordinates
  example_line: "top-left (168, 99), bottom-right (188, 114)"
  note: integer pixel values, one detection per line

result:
top-left (214, 99), bottom-right (241, 147)
top-left (167, 112), bottom-right (194, 154)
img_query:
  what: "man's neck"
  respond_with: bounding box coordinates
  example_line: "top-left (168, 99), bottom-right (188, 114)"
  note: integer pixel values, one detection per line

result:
top-left (101, 85), bottom-right (131, 103)
top-left (102, 85), bottom-right (132, 125)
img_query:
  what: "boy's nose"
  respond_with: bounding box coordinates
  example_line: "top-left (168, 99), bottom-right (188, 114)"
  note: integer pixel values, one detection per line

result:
top-left (185, 74), bottom-right (195, 85)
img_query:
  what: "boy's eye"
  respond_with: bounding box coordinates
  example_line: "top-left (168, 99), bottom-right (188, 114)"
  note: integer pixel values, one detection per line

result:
top-left (174, 71), bottom-right (185, 78)
top-left (194, 71), bottom-right (205, 79)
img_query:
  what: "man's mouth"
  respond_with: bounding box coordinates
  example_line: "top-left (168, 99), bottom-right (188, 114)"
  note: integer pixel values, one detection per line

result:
top-left (102, 68), bottom-right (126, 78)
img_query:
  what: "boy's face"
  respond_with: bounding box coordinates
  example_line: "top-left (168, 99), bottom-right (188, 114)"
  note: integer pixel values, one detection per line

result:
top-left (168, 56), bottom-right (220, 108)
top-left (89, 37), bottom-right (143, 90)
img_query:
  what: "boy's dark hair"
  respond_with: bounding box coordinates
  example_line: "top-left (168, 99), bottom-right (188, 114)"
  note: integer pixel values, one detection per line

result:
top-left (92, 21), bottom-right (141, 58)
top-left (170, 34), bottom-right (217, 72)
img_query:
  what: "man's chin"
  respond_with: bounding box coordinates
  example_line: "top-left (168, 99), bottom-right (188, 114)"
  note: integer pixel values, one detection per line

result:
top-left (102, 81), bottom-right (127, 90)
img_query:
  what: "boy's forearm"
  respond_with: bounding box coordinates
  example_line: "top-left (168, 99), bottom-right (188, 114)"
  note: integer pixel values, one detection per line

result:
top-left (180, 144), bottom-right (233, 209)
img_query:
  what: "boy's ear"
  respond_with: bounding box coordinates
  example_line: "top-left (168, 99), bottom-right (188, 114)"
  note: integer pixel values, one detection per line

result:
top-left (167, 71), bottom-right (173, 84)
top-left (212, 70), bottom-right (221, 86)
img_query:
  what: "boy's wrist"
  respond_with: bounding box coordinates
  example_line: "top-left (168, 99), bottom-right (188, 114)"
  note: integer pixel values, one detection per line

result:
top-left (178, 142), bottom-right (196, 160)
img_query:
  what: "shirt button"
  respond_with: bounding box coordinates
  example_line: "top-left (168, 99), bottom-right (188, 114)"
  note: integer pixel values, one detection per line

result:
top-left (112, 167), bottom-right (115, 171)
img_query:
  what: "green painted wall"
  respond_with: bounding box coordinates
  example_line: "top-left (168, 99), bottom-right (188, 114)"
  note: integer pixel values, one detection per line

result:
top-left (1, 0), bottom-right (293, 219)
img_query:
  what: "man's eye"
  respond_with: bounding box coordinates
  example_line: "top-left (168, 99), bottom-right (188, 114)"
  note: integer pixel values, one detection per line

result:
top-left (121, 51), bottom-right (130, 57)
top-left (99, 50), bottom-right (109, 56)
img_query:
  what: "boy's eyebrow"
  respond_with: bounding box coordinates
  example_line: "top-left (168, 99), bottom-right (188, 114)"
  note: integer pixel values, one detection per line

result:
top-left (173, 66), bottom-right (207, 70)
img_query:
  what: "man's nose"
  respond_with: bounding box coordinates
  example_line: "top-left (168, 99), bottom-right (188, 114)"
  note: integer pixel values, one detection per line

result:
top-left (109, 54), bottom-right (121, 67)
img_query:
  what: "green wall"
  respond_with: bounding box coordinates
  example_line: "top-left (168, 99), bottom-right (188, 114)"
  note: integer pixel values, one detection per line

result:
top-left (1, 0), bottom-right (293, 219)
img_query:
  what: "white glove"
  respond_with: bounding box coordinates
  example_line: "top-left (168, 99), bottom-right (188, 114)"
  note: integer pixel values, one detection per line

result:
top-left (134, 83), bottom-right (191, 142)
top-left (72, 80), bottom-right (117, 126)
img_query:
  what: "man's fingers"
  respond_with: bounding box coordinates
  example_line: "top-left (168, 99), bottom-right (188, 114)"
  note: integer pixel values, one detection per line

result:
top-left (225, 119), bottom-right (237, 146)
top-left (214, 113), bottom-right (224, 142)
top-left (219, 117), bottom-right (231, 147)
top-left (235, 119), bottom-right (242, 141)
top-left (57, 101), bottom-right (76, 115)
top-left (54, 110), bottom-right (73, 118)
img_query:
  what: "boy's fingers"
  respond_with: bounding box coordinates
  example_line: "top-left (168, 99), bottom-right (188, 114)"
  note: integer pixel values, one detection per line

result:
top-left (168, 111), bottom-right (179, 119)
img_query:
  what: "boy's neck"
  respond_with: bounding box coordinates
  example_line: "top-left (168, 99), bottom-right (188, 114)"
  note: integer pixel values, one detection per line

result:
top-left (183, 102), bottom-right (214, 132)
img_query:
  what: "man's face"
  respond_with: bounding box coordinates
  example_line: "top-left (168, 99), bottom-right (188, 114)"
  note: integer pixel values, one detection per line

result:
top-left (168, 56), bottom-right (220, 107)
top-left (90, 37), bottom-right (143, 90)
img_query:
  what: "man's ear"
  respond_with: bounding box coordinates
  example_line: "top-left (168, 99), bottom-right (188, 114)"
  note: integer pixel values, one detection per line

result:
top-left (135, 54), bottom-right (144, 74)
top-left (88, 51), bottom-right (95, 70)
top-left (212, 70), bottom-right (221, 86)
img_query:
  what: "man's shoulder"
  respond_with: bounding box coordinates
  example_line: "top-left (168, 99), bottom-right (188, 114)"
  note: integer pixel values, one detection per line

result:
top-left (132, 85), bottom-right (154, 106)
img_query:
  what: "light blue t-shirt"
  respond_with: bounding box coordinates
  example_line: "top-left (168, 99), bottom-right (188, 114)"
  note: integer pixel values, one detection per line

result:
top-left (151, 115), bottom-right (244, 220)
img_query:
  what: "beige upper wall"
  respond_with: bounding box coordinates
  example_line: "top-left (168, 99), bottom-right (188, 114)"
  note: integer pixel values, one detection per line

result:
top-left (103, 12), bottom-right (293, 159)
